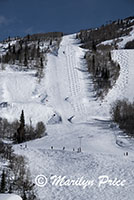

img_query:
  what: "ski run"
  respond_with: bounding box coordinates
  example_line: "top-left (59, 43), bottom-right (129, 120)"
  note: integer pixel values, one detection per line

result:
top-left (0, 34), bottom-right (134, 200)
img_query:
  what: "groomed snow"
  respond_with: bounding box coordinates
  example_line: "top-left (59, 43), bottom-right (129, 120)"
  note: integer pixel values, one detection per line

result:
top-left (0, 194), bottom-right (22, 200)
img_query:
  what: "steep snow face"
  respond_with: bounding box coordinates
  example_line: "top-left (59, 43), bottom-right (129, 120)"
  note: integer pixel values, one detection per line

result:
top-left (0, 194), bottom-right (22, 200)
top-left (99, 49), bottom-right (134, 119)
top-left (112, 50), bottom-right (134, 102)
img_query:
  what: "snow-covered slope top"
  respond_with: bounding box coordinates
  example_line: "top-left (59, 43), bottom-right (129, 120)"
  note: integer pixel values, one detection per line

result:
top-left (100, 25), bottom-right (134, 49)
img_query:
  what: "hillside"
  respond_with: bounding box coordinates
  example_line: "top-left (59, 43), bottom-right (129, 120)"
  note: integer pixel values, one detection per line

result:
top-left (0, 17), bottom-right (134, 200)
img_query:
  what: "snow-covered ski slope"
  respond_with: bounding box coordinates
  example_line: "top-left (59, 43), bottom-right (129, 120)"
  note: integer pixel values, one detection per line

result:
top-left (0, 194), bottom-right (22, 200)
top-left (45, 35), bottom-right (99, 123)
top-left (0, 67), bottom-right (55, 124)
top-left (1, 34), bottom-right (134, 199)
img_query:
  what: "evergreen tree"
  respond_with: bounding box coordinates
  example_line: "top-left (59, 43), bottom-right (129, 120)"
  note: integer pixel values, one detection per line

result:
top-left (22, 191), bottom-right (27, 200)
top-left (16, 110), bottom-right (26, 143)
top-left (92, 40), bottom-right (97, 51)
top-left (8, 43), bottom-right (11, 52)
top-left (50, 39), bottom-right (52, 45)
top-left (109, 52), bottom-right (111, 61)
top-left (12, 45), bottom-right (16, 54)
top-left (8, 185), bottom-right (12, 193)
top-left (0, 170), bottom-right (6, 193)
top-left (24, 53), bottom-right (28, 67)
top-left (8, 36), bottom-right (10, 42)
top-left (92, 55), bottom-right (95, 67)
top-left (20, 110), bottom-right (25, 128)
top-left (37, 45), bottom-right (40, 57)
top-left (40, 57), bottom-right (43, 67)
top-left (27, 34), bottom-right (30, 41)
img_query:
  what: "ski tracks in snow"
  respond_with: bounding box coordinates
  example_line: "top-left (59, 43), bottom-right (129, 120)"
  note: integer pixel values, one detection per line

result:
top-left (112, 50), bottom-right (129, 97)
top-left (65, 43), bottom-right (86, 115)
top-left (100, 50), bottom-right (130, 118)
top-left (13, 36), bottom-right (134, 200)
top-left (47, 35), bottom-right (88, 122)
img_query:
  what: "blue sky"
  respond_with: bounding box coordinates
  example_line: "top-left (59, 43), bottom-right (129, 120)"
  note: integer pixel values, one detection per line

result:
top-left (0, 0), bottom-right (134, 40)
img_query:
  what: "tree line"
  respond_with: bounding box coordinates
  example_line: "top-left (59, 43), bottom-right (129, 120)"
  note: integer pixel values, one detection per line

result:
top-left (76, 16), bottom-right (134, 50)
top-left (0, 143), bottom-right (37, 200)
top-left (0, 110), bottom-right (46, 144)
top-left (0, 31), bottom-right (63, 81)
top-left (75, 17), bottom-right (131, 98)
top-left (85, 50), bottom-right (120, 99)
top-left (111, 99), bottom-right (134, 136)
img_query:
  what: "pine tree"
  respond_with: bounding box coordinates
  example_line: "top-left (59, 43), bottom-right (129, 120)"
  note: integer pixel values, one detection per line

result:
top-left (27, 34), bottom-right (30, 41)
top-left (0, 170), bottom-right (6, 193)
top-left (8, 43), bottom-right (11, 52)
top-left (109, 52), bottom-right (111, 61)
top-left (92, 55), bottom-right (95, 67)
top-left (92, 40), bottom-right (96, 51)
top-left (8, 185), bottom-right (12, 193)
top-left (12, 45), bottom-right (16, 54)
top-left (16, 110), bottom-right (26, 143)
top-left (50, 39), bottom-right (52, 45)
top-left (8, 36), bottom-right (10, 42)
top-left (20, 110), bottom-right (25, 128)
top-left (24, 53), bottom-right (28, 67)
top-left (40, 57), bottom-right (43, 67)
top-left (37, 45), bottom-right (40, 58)
top-left (22, 191), bottom-right (27, 200)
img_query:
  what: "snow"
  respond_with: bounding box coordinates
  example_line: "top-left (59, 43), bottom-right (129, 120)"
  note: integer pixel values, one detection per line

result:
top-left (103, 49), bottom-right (134, 105)
top-left (0, 66), bottom-right (54, 125)
top-left (0, 40), bottom-right (17, 55)
top-left (0, 194), bottom-right (22, 200)
top-left (118, 26), bottom-right (134, 48)
top-left (99, 39), bottom-right (114, 46)
top-left (100, 26), bottom-right (134, 49)
top-left (15, 146), bottom-right (134, 200)
top-left (1, 32), bottom-right (134, 199)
